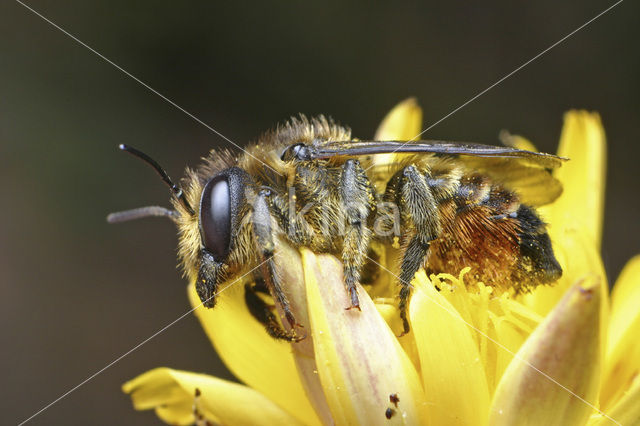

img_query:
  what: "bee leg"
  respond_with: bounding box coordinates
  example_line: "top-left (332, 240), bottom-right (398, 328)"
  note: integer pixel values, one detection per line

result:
top-left (196, 249), bottom-right (224, 308)
top-left (251, 276), bottom-right (272, 297)
top-left (340, 159), bottom-right (375, 310)
top-left (252, 188), bottom-right (304, 339)
top-left (244, 281), bottom-right (299, 341)
top-left (398, 238), bottom-right (432, 335)
top-left (389, 165), bottom-right (440, 335)
top-left (268, 190), bottom-right (315, 246)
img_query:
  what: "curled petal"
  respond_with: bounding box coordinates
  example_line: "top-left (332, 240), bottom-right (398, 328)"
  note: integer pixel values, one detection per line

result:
top-left (411, 271), bottom-right (491, 425)
top-left (273, 239), bottom-right (334, 425)
top-left (490, 278), bottom-right (602, 426)
top-left (601, 255), bottom-right (640, 409)
top-left (303, 249), bottom-right (427, 425)
top-left (123, 367), bottom-right (303, 425)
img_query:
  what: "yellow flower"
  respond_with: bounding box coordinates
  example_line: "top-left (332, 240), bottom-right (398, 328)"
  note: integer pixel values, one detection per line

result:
top-left (123, 100), bottom-right (640, 425)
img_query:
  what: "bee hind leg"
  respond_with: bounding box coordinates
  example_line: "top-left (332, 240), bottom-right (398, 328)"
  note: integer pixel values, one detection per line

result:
top-left (387, 165), bottom-right (440, 335)
top-left (398, 238), bottom-right (432, 335)
top-left (252, 188), bottom-right (304, 341)
top-left (340, 159), bottom-right (376, 310)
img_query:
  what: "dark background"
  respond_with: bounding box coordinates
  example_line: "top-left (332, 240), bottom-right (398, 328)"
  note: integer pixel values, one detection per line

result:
top-left (1, 1), bottom-right (637, 424)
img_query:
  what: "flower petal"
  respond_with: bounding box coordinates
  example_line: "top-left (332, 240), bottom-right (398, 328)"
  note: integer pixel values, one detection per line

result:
top-left (546, 110), bottom-right (607, 249)
top-left (123, 367), bottom-right (303, 425)
top-left (303, 249), bottom-right (427, 424)
top-left (374, 97), bottom-right (422, 141)
top-left (601, 255), bottom-right (640, 409)
top-left (499, 131), bottom-right (539, 152)
top-left (589, 374), bottom-right (640, 426)
top-left (410, 271), bottom-right (491, 426)
top-left (609, 255), bottom-right (640, 346)
top-left (490, 278), bottom-right (602, 426)
top-left (188, 248), bottom-right (322, 426)
top-left (373, 98), bottom-right (423, 172)
top-left (489, 307), bottom-right (539, 393)
top-left (272, 240), bottom-right (334, 425)
top-left (521, 226), bottom-right (608, 320)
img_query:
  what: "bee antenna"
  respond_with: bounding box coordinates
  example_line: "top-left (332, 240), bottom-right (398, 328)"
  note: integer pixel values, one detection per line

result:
top-left (107, 206), bottom-right (179, 224)
top-left (118, 144), bottom-right (195, 215)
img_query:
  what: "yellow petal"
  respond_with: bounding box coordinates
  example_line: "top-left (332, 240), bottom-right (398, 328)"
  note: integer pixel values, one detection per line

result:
top-left (589, 374), bottom-right (640, 426)
top-left (546, 110), bottom-right (606, 249)
top-left (521, 226), bottom-right (608, 322)
top-left (374, 97), bottom-right (422, 141)
top-left (303, 249), bottom-right (427, 425)
top-left (601, 255), bottom-right (640, 409)
top-left (373, 98), bottom-right (423, 171)
top-left (498, 131), bottom-right (539, 152)
top-left (374, 300), bottom-right (422, 372)
top-left (188, 249), bottom-right (322, 426)
top-left (490, 278), bottom-right (602, 426)
top-left (490, 307), bottom-right (539, 393)
top-left (411, 271), bottom-right (491, 426)
top-left (274, 240), bottom-right (334, 425)
top-left (123, 367), bottom-right (303, 425)
top-left (609, 255), bottom-right (640, 344)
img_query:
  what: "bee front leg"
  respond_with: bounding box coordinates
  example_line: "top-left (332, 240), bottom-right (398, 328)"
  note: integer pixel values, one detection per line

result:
top-left (388, 165), bottom-right (440, 335)
top-left (196, 249), bottom-right (225, 308)
top-left (340, 159), bottom-right (375, 310)
top-left (252, 188), bottom-right (303, 340)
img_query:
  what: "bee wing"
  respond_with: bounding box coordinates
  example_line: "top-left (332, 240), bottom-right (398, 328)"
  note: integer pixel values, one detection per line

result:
top-left (312, 140), bottom-right (565, 168)
top-left (310, 140), bottom-right (568, 206)
top-left (451, 155), bottom-right (564, 206)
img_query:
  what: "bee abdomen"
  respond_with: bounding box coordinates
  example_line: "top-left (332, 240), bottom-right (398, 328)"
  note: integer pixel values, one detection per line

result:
top-left (426, 171), bottom-right (561, 293)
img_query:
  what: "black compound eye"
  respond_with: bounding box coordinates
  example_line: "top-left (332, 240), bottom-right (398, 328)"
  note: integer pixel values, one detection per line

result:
top-left (199, 176), bottom-right (231, 260)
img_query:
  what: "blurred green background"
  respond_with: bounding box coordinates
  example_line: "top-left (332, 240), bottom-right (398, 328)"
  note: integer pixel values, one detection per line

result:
top-left (1, 0), bottom-right (637, 424)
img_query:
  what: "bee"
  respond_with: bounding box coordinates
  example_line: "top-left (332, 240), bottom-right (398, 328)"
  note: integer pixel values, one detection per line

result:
top-left (109, 115), bottom-right (564, 340)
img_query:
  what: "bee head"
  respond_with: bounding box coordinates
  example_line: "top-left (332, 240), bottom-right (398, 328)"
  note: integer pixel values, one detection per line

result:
top-left (107, 145), bottom-right (246, 287)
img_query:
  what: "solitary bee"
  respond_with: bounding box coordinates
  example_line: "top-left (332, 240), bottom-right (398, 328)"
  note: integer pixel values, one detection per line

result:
top-left (109, 115), bottom-right (564, 340)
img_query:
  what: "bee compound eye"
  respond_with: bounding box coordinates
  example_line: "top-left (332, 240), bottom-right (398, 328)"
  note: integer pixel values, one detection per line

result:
top-left (199, 176), bottom-right (231, 260)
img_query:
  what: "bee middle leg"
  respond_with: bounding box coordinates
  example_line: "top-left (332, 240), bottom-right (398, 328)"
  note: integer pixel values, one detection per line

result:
top-left (339, 159), bottom-right (375, 310)
top-left (252, 188), bottom-right (303, 340)
top-left (386, 165), bottom-right (440, 335)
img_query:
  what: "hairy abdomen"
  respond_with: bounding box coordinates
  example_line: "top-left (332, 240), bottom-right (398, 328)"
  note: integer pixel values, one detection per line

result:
top-left (425, 172), bottom-right (561, 293)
